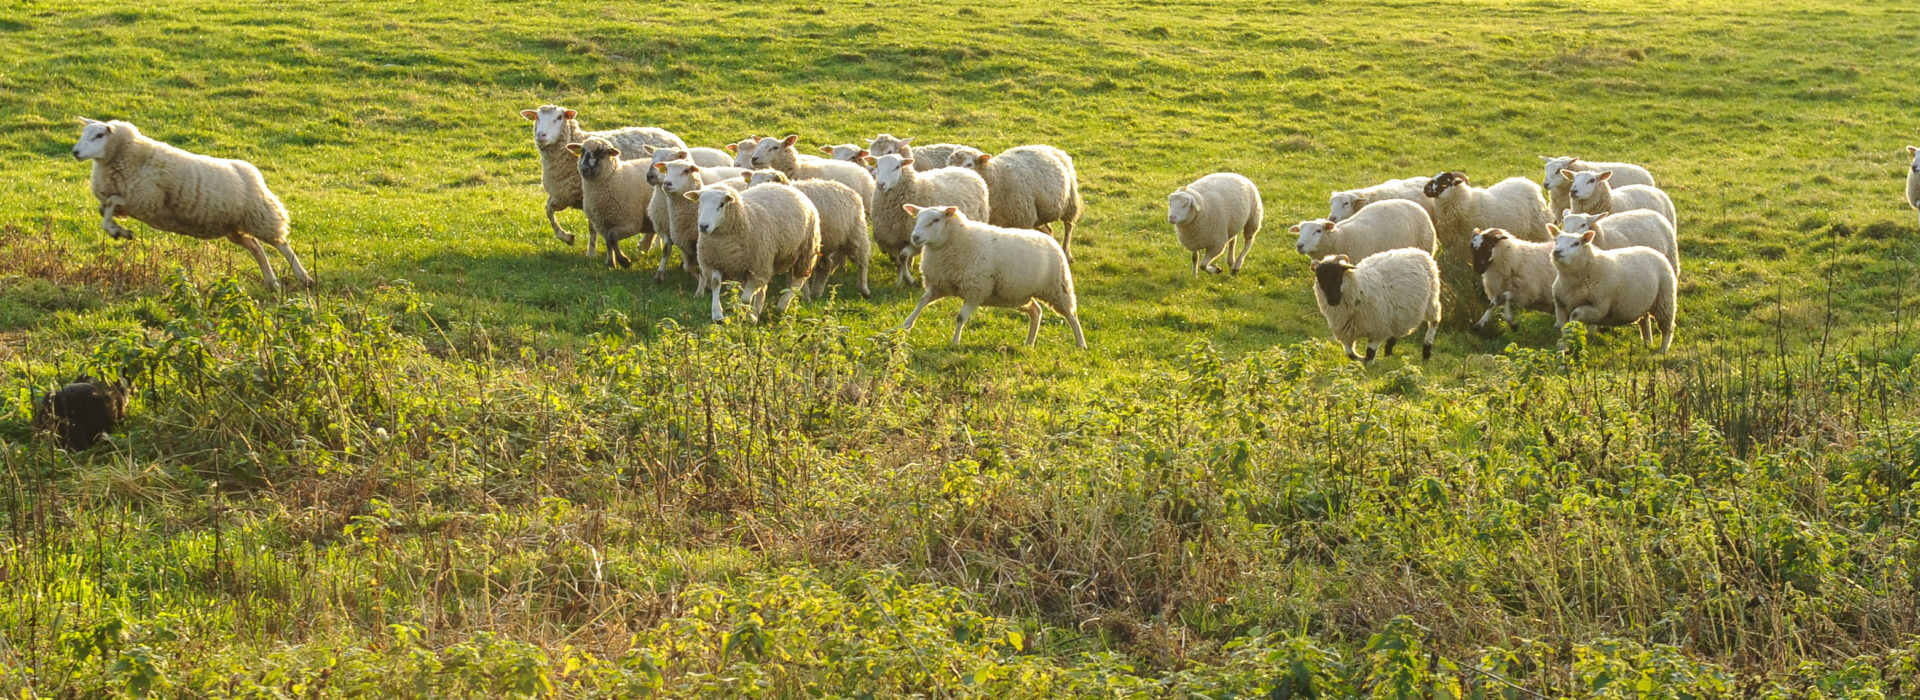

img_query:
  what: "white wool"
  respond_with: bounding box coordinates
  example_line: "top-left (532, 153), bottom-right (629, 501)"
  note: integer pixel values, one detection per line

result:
top-left (1328, 177), bottom-right (1434, 223)
top-left (689, 182), bottom-right (821, 323)
top-left (1310, 248), bottom-right (1442, 362)
top-left (947, 145), bottom-right (1084, 261)
top-left (1291, 199), bottom-right (1435, 263)
top-left (1168, 172), bottom-right (1263, 275)
top-left (1559, 210), bottom-right (1679, 275)
top-left (1427, 172), bottom-right (1553, 253)
top-left (1565, 171), bottom-right (1677, 230)
top-left (72, 118), bottom-right (311, 290)
top-left (1466, 228), bottom-right (1556, 331)
top-left (867, 154), bottom-right (991, 287)
top-left (523, 104), bottom-right (684, 251)
top-left (655, 161), bottom-right (751, 290)
top-left (868, 135), bottom-right (967, 173)
top-left (1540, 156), bottom-right (1655, 221)
top-left (898, 205), bottom-right (1085, 348)
top-left (747, 171), bottom-right (871, 299)
top-left (1551, 229), bottom-right (1677, 352)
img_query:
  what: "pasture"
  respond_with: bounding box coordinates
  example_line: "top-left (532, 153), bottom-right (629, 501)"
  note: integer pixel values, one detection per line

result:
top-left (3, 0), bottom-right (1920, 695)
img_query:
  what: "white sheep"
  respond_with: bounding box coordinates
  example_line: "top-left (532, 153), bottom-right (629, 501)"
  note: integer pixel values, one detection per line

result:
top-left (70, 118), bottom-right (312, 290)
top-left (1291, 199), bottom-right (1435, 263)
top-left (1310, 249), bottom-right (1442, 363)
top-left (1550, 228), bottom-right (1677, 352)
top-left (868, 135), bottom-right (965, 174)
top-left (747, 170), bottom-right (871, 299)
top-left (522, 105), bottom-right (683, 253)
top-left (1564, 171), bottom-right (1677, 229)
top-left (685, 182), bottom-right (821, 323)
top-left (947, 145), bottom-right (1084, 262)
top-left (1540, 156), bottom-right (1656, 221)
top-left (569, 137), bottom-right (657, 269)
top-left (748, 135), bottom-right (878, 211)
top-left (1167, 173), bottom-right (1263, 275)
top-left (655, 160), bottom-right (750, 290)
top-left (898, 205), bottom-right (1085, 348)
top-left (1423, 171), bottom-right (1553, 250)
top-left (1466, 228), bottom-right (1556, 331)
top-left (866, 154), bottom-right (992, 286)
top-left (643, 144), bottom-right (733, 171)
top-left (819, 143), bottom-right (869, 163)
top-left (725, 137), bottom-right (763, 168)
top-left (1328, 177), bottom-right (1434, 223)
top-left (1558, 211), bottom-right (1679, 275)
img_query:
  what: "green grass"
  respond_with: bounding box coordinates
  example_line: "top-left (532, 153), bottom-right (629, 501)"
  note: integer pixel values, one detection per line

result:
top-left (4, 0), bottom-right (1920, 696)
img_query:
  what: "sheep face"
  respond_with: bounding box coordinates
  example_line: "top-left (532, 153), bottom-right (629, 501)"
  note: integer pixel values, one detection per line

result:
top-left (1566, 171), bottom-right (1610, 200)
top-left (691, 188), bottom-right (739, 235)
top-left (726, 138), bottom-right (762, 167)
top-left (524, 105), bottom-right (576, 148)
top-left (1291, 220), bottom-right (1333, 257)
top-left (947, 147), bottom-right (986, 170)
top-left (1559, 211), bottom-right (1604, 235)
top-left (71, 120), bottom-right (114, 160)
top-left (1469, 228), bottom-right (1510, 274)
top-left (1541, 156), bottom-right (1578, 189)
top-left (1423, 171), bottom-right (1467, 198)
top-left (871, 155), bottom-right (912, 192)
top-left (747, 170), bottom-right (788, 186)
top-left (1167, 190), bottom-right (1200, 226)
top-left (1551, 227), bottom-right (1598, 265)
top-left (572, 138), bottom-right (621, 181)
top-left (644, 147), bottom-right (689, 186)
top-left (868, 134), bottom-right (907, 158)
top-left (1907, 146), bottom-right (1918, 173)
top-left (661, 162), bottom-right (705, 195)
top-left (1327, 192), bottom-right (1364, 223)
top-left (905, 204), bottom-right (962, 249)
top-left (822, 144), bottom-right (868, 163)
top-left (1311, 255), bottom-right (1355, 306)
top-left (748, 135), bottom-right (801, 169)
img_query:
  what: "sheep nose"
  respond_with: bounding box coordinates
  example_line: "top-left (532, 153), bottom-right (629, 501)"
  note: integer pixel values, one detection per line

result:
top-left (699, 224), bottom-right (710, 233)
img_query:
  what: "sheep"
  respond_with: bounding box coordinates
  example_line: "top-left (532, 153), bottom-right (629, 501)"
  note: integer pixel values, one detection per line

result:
top-left (819, 144), bottom-right (869, 163)
top-left (946, 145), bottom-right (1085, 262)
top-left (748, 135), bottom-right (877, 210)
top-left (1540, 156), bottom-right (1656, 220)
top-left (1550, 228), bottom-right (1677, 353)
top-left (1466, 228), bottom-right (1556, 331)
top-left (1558, 211), bottom-right (1679, 275)
top-left (898, 205), bottom-right (1085, 348)
top-left (1328, 177), bottom-right (1435, 223)
top-left (32, 375), bottom-right (129, 451)
top-left (868, 135), bottom-right (965, 174)
top-left (522, 105), bottom-right (684, 253)
top-left (725, 137), bottom-right (763, 168)
top-left (643, 144), bottom-right (733, 170)
top-left (1291, 199), bottom-right (1435, 264)
top-left (656, 161), bottom-right (750, 290)
top-left (1423, 171), bottom-right (1553, 250)
top-left (1167, 173), bottom-right (1263, 275)
top-left (866, 154), bottom-right (992, 286)
top-left (684, 182), bottom-right (821, 323)
top-left (71, 118), bottom-right (313, 290)
top-left (1310, 249), bottom-right (1442, 363)
top-left (747, 170), bottom-right (871, 299)
top-left (569, 137), bottom-right (657, 269)
top-left (1564, 171), bottom-right (1677, 229)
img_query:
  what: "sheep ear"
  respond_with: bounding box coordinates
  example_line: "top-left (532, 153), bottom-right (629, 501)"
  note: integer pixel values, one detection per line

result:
top-left (1288, 224), bottom-right (1300, 234)
top-left (976, 154), bottom-right (992, 167)
top-left (782, 134), bottom-right (800, 147)
top-left (606, 147), bottom-right (621, 158)
top-left (818, 146), bottom-right (834, 155)
top-left (1597, 171), bottom-right (1613, 181)
top-left (1472, 228), bottom-right (1484, 235)
top-left (1538, 155), bottom-right (1552, 162)
top-left (1580, 229), bottom-right (1596, 243)
top-left (1561, 208), bottom-right (1573, 219)
top-left (638, 145), bottom-right (655, 155)
top-left (566, 143), bottom-right (583, 156)
top-left (1594, 211), bottom-right (1610, 221)
top-left (654, 162), bottom-right (668, 172)
top-left (725, 143), bottom-right (738, 153)
top-left (898, 137), bottom-right (913, 146)
top-left (857, 149), bottom-right (869, 159)
top-left (562, 109), bottom-right (577, 120)
top-left (77, 116), bottom-right (102, 125)
top-left (944, 206), bottom-right (958, 217)
top-left (861, 156), bottom-right (877, 167)
top-left (519, 110), bottom-right (537, 120)
top-left (902, 204), bottom-right (922, 215)
top-left (1909, 145), bottom-right (1919, 156)
top-left (1558, 169), bottom-right (1574, 179)
top-left (683, 191), bottom-right (702, 202)
top-left (901, 158), bottom-right (914, 167)
top-left (1547, 224), bottom-right (1562, 235)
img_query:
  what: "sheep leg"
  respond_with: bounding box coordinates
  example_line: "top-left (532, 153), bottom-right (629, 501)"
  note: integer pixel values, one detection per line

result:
top-left (854, 251), bottom-right (871, 298)
top-left (586, 220), bottom-right (598, 255)
top-left (1023, 302), bottom-right (1043, 346)
top-left (654, 243), bottom-right (676, 283)
top-left (1343, 341), bottom-right (1361, 362)
top-left (605, 233), bottom-right (632, 269)
top-left (99, 201), bottom-right (134, 240)
top-left (896, 249), bottom-right (918, 287)
top-left (1060, 220), bottom-right (1077, 264)
top-left (743, 278), bottom-right (767, 321)
top-left (1230, 230), bottom-right (1256, 273)
top-left (1065, 312), bottom-right (1087, 349)
top-left (547, 201), bottom-right (574, 245)
top-left (1501, 292), bottom-right (1516, 327)
top-left (775, 276), bottom-right (807, 315)
top-left (1383, 336), bottom-right (1398, 357)
top-left (1223, 239), bottom-right (1239, 274)
top-left (900, 289), bottom-right (945, 331)
top-left (272, 240), bottom-right (315, 286)
top-left (230, 234), bottom-right (282, 291)
top-left (709, 272), bottom-right (726, 322)
top-left (1362, 341), bottom-right (1379, 363)
top-left (950, 301), bottom-right (980, 345)
top-left (1422, 322), bottom-right (1438, 360)
top-left (1472, 304), bottom-right (1498, 331)
top-left (1637, 315), bottom-right (1653, 345)
top-left (1200, 242), bottom-right (1226, 274)
top-left (1190, 250), bottom-right (1199, 276)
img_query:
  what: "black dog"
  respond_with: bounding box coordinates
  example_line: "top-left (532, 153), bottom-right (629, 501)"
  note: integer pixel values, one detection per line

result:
top-left (32, 376), bottom-right (129, 450)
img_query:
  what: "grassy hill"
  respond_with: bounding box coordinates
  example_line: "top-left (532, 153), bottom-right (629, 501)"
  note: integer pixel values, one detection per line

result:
top-left (3, 0), bottom-right (1919, 696)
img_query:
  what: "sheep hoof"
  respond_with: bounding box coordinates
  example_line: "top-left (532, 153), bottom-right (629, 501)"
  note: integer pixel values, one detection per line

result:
top-left (1422, 343), bottom-right (1433, 361)
top-left (1205, 265), bottom-right (1222, 274)
top-left (556, 232), bottom-right (576, 246)
top-left (1469, 320), bottom-right (1485, 332)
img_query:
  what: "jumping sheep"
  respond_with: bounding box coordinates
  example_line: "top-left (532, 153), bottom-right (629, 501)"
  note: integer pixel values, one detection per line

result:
top-left (570, 137), bottom-right (656, 269)
top-left (1558, 211), bottom-right (1679, 275)
top-left (1466, 228), bottom-right (1556, 331)
top-left (898, 205), bottom-right (1086, 348)
top-left (747, 170), bottom-right (871, 299)
top-left (866, 154), bottom-right (992, 287)
top-left (749, 135), bottom-right (878, 211)
top-left (1550, 228), bottom-right (1677, 353)
top-left (1310, 249), bottom-right (1443, 363)
top-left (71, 118), bottom-right (313, 290)
top-left (1167, 173), bottom-right (1263, 275)
top-left (1540, 156), bottom-right (1656, 221)
top-left (1291, 199), bottom-right (1435, 264)
top-left (947, 145), bottom-right (1085, 262)
top-left (656, 160), bottom-right (751, 290)
top-left (868, 135), bottom-right (966, 174)
top-left (32, 375), bottom-right (129, 451)
top-left (1423, 171), bottom-right (1553, 251)
top-left (1564, 171), bottom-right (1677, 230)
top-left (522, 105), bottom-right (683, 253)
top-left (685, 182), bottom-right (821, 323)
top-left (1328, 176), bottom-right (1435, 223)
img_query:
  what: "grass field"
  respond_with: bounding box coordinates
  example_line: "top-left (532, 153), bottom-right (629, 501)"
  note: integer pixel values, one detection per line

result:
top-left (4, 0), bottom-right (1920, 696)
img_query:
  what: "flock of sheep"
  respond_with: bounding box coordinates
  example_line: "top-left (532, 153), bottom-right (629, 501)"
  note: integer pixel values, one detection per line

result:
top-left (68, 106), bottom-right (1717, 357)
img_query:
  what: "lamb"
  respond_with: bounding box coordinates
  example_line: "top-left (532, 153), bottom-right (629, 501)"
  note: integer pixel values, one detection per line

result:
top-left (1540, 156), bottom-right (1656, 221)
top-left (1908, 146), bottom-right (1920, 226)
top-left (1328, 177), bottom-right (1435, 223)
top-left (522, 105), bottom-right (684, 253)
top-left (866, 154), bottom-right (992, 286)
top-left (656, 161), bottom-right (750, 290)
top-left (868, 135), bottom-right (965, 174)
top-left (1466, 228), bottom-right (1556, 331)
top-left (71, 118), bottom-right (313, 290)
top-left (1310, 249), bottom-right (1443, 363)
top-left (1423, 171), bottom-right (1553, 251)
top-left (747, 170), bottom-right (871, 299)
top-left (819, 144), bottom-right (869, 163)
top-left (1558, 211), bottom-right (1679, 275)
top-left (685, 182), bottom-right (821, 323)
top-left (898, 205), bottom-right (1086, 349)
top-left (1291, 199), bottom-right (1435, 263)
top-left (748, 135), bottom-right (877, 210)
top-left (1167, 173), bottom-right (1263, 275)
top-left (32, 375), bottom-right (129, 451)
top-left (570, 137), bottom-right (656, 269)
top-left (946, 145), bottom-right (1085, 262)
top-left (1563, 171), bottom-right (1677, 230)
top-left (1550, 228), bottom-right (1677, 353)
